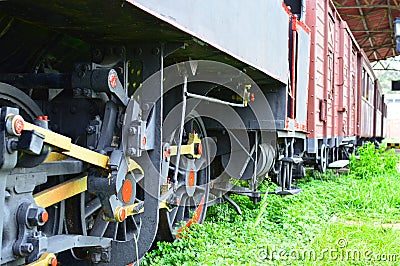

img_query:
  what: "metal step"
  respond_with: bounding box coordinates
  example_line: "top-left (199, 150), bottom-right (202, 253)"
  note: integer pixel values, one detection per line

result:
top-left (328, 160), bottom-right (349, 168)
top-left (272, 186), bottom-right (301, 196)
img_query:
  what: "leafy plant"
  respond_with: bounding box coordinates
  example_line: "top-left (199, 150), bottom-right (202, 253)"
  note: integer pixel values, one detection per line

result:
top-left (349, 142), bottom-right (398, 179)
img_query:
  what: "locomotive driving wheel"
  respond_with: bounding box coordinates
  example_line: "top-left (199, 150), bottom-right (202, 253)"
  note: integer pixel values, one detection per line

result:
top-left (157, 114), bottom-right (210, 241)
top-left (0, 82), bottom-right (43, 120)
top-left (62, 165), bottom-right (144, 264)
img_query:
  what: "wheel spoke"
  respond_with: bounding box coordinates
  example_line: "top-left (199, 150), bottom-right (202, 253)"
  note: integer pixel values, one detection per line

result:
top-left (168, 208), bottom-right (179, 225)
top-left (126, 216), bottom-right (140, 240)
top-left (172, 194), bottom-right (188, 225)
top-left (193, 185), bottom-right (206, 193)
top-left (103, 222), bottom-right (118, 239)
top-left (192, 192), bottom-right (205, 207)
top-left (184, 197), bottom-right (192, 218)
top-left (57, 201), bottom-right (65, 235)
top-left (90, 213), bottom-right (109, 237)
top-left (117, 220), bottom-right (127, 241)
top-left (85, 197), bottom-right (101, 218)
top-left (173, 205), bottom-right (185, 226)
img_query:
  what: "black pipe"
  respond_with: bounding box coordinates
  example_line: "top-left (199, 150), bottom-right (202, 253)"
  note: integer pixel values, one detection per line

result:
top-left (0, 73), bottom-right (71, 89)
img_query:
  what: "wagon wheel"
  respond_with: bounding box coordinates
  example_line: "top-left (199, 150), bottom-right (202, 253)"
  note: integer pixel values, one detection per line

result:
top-left (157, 114), bottom-right (210, 241)
top-left (318, 144), bottom-right (327, 173)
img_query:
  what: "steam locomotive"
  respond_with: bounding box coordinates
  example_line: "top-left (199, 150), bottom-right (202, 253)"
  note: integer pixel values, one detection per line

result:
top-left (0, 0), bottom-right (386, 265)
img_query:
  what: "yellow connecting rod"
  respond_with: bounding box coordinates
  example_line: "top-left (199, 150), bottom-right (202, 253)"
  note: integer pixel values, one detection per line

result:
top-left (23, 121), bottom-right (109, 169)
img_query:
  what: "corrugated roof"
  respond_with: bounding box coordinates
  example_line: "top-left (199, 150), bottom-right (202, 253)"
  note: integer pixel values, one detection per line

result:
top-left (333, 0), bottom-right (400, 61)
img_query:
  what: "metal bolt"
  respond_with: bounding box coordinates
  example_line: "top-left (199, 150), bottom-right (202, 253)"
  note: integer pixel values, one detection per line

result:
top-left (128, 127), bottom-right (137, 135)
top-left (134, 47), bottom-right (142, 56)
top-left (70, 106), bottom-right (77, 114)
top-left (142, 103), bottom-right (151, 111)
top-left (168, 196), bottom-right (181, 206)
top-left (127, 148), bottom-right (137, 156)
top-left (93, 49), bottom-right (103, 61)
top-left (73, 88), bottom-right (82, 97)
top-left (82, 88), bottom-right (91, 97)
top-left (27, 208), bottom-right (40, 227)
top-left (27, 207), bottom-right (46, 227)
top-left (51, 124), bottom-right (59, 131)
top-left (86, 126), bottom-right (96, 134)
top-left (101, 251), bottom-right (109, 261)
top-left (8, 140), bottom-right (18, 151)
top-left (20, 243), bottom-right (34, 254)
top-left (152, 47), bottom-right (160, 55)
top-left (91, 252), bottom-right (101, 263)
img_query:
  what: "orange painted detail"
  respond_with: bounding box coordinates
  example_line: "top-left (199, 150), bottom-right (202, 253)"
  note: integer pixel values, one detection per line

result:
top-left (121, 179), bottom-right (133, 204)
top-left (188, 170), bottom-right (195, 187)
top-left (119, 208), bottom-right (127, 221)
top-left (197, 143), bottom-right (202, 155)
top-left (142, 136), bottom-right (147, 146)
top-left (176, 196), bottom-right (205, 237)
top-left (191, 197), bottom-right (204, 224)
top-left (251, 93), bottom-right (255, 102)
top-left (297, 19), bottom-right (311, 34)
top-left (14, 118), bottom-right (24, 135)
top-left (292, 15), bottom-right (297, 31)
top-left (50, 258), bottom-right (58, 266)
top-left (164, 149), bottom-right (171, 158)
top-left (37, 116), bottom-right (49, 121)
top-left (40, 211), bottom-right (49, 223)
top-left (285, 118), bottom-right (308, 132)
top-left (109, 73), bottom-right (117, 89)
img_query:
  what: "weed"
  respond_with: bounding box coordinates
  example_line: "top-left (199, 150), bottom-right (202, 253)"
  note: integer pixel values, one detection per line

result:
top-left (349, 142), bottom-right (398, 179)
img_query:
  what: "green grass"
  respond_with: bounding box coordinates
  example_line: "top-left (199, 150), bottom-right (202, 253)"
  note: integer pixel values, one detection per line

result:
top-left (310, 221), bottom-right (400, 266)
top-left (143, 145), bottom-right (400, 265)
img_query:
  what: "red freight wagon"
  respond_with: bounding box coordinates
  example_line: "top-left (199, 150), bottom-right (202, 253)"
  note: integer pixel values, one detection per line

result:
top-left (358, 50), bottom-right (376, 139)
top-left (373, 81), bottom-right (384, 140)
top-left (357, 51), bottom-right (387, 143)
top-left (305, 0), bottom-right (360, 171)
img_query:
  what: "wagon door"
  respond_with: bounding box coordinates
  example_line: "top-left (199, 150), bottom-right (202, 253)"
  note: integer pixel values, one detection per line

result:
top-left (337, 21), bottom-right (351, 139)
top-left (325, 10), bottom-right (336, 139)
top-left (348, 48), bottom-right (358, 137)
